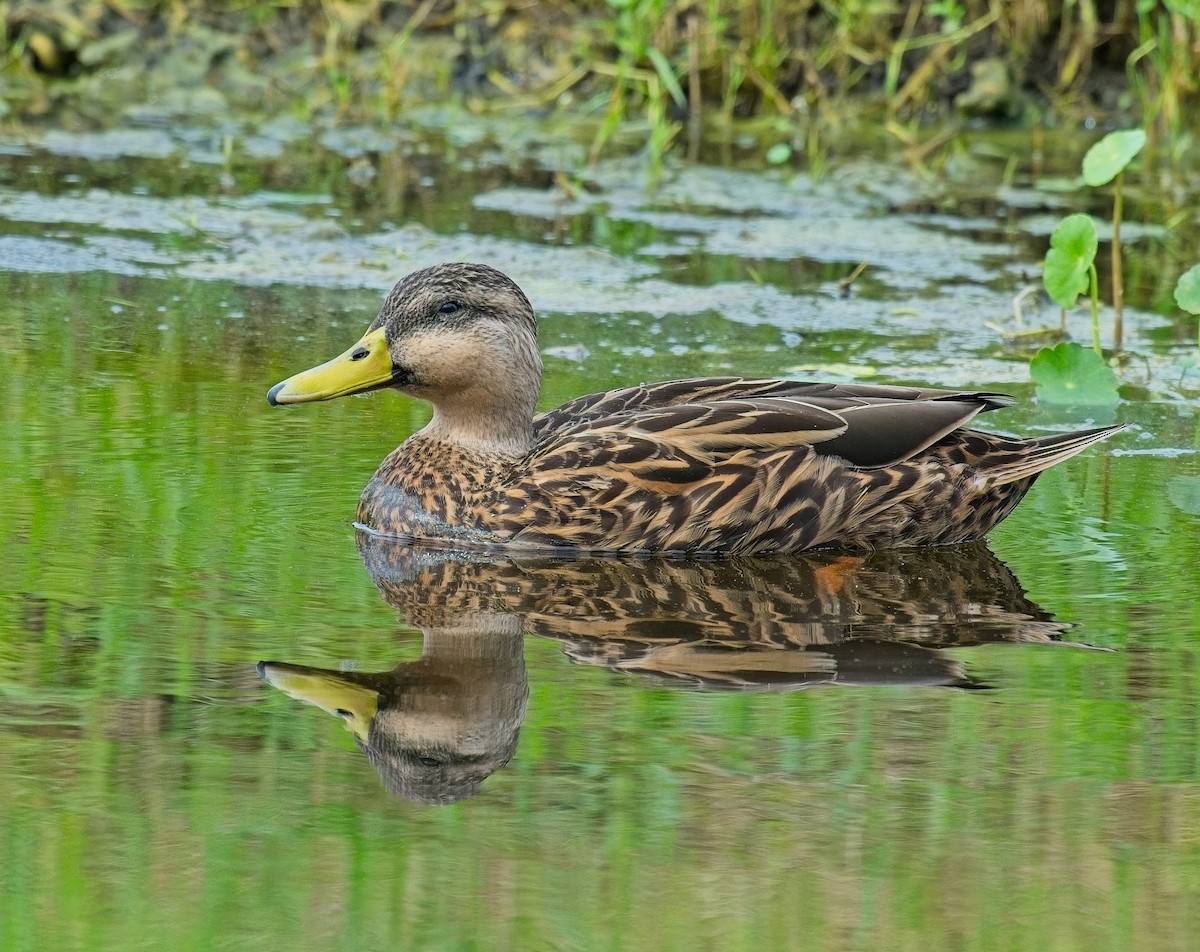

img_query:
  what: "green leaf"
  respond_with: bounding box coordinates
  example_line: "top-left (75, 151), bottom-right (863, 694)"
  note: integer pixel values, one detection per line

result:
top-left (1030, 342), bottom-right (1120, 406)
top-left (1173, 263), bottom-right (1200, 314)
top-left (1042, 213), bottom-right (1097, 308)
top-left (765, 143), bottom-right (792, 165)
top-left (1081, 129), bottom-right (1146, 187)
top-left (646, 47), bottom-right (687, 108)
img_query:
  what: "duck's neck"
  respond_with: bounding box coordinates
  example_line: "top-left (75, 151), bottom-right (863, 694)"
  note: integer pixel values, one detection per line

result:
top-left (417, 376), bottom-right (539, 458)
top-left (400, 324), bottom-right (542, 458)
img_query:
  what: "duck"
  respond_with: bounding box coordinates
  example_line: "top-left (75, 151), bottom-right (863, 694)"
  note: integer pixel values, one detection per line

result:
top-left (267, 262), bottom-right (1123, 554)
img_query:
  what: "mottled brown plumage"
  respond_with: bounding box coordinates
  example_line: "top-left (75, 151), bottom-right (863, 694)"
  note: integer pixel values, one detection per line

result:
top-left (268, 262), bottom-right (1124, 554)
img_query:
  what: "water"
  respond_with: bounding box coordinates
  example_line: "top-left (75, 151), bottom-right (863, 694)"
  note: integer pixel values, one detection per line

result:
top-left (2, 120), bottom-right (1199, 951)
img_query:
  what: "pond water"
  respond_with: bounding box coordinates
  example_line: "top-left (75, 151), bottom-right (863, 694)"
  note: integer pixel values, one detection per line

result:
top-left (2, 118), bottom-right (1199, 951)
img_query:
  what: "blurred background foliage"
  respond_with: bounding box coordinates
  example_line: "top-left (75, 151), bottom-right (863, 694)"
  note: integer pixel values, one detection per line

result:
top-left (3, 1), bottom-right (1198, 156)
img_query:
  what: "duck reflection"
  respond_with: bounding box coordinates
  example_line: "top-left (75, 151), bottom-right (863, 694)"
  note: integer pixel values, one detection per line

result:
top-left (259, 535), bottom-right (1069, 802)
top-left (258, 611), bottom-right (526, 804)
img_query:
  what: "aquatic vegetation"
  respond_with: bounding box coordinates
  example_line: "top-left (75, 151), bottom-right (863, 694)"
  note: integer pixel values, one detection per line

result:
top-left (588, 0), bottom-right (686, 182)
top-left (1043, 213), bottom-right (1101, 355)
top-left (1032, 129), bottom-right (1147, 405)
top-left (1035, 213), bottom-right (1119, 405)
top-left (2, 3), bottom-right (1200, 171)
top-left (1176, 264), bottom-right (1200, 321)
top-left (1029, 341), bottom-right (1120, 407)
top-left (1126, 0), bottom-right (1199, 151)
top-left (1080, 128), bottom-right (1146, 352)
top-left (1175, 263), bottom-right (1200, 372)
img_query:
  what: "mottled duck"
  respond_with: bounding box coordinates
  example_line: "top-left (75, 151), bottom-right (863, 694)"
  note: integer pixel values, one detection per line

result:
top-left (268, 263), bottom-right (1122, 554)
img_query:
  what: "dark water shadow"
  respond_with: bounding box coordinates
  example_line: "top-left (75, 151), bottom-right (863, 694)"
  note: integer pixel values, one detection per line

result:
top-left (258, 534), bottom-right (1079, 803)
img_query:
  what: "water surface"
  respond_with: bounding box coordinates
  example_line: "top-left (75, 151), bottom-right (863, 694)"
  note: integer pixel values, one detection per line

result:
top-left (1, 122), bottom-right (1199, 951)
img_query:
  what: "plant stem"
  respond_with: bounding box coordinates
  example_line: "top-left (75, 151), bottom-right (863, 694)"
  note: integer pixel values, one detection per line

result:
top-left (1089, 263), bottom-right (1101, 355)
top-left (1112, 171), bottom-right (1125, 352)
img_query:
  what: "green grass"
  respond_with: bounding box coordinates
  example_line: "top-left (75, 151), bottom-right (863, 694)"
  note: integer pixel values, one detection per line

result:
top-left (3, 2), bottom-right (1199, 169)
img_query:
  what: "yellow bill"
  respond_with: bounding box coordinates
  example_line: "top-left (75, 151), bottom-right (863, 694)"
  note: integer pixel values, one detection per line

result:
top-left (257, 661), bottom-right (379, 743)
top-left (268, 326), bottom-right (394, 405)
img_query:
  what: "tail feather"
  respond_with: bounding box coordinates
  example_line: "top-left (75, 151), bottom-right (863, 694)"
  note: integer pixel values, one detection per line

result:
top-left (988, 424), bottom-right (1126, 486)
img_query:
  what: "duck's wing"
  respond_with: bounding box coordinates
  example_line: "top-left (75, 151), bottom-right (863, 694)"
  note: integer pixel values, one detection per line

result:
top-left (536, 387), bottom-right (1000, 469)
top-left (511, 380), bottom-right (1119, 552)
top-left (523, 398), bottom-right (843, 491)
top-left (532, 376), bottom-right (1014, 444)
top-left (510, 393), bottom-right (998, 552)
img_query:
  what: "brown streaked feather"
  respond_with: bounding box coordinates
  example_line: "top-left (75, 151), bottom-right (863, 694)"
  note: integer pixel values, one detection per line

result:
top-left (968, 426), bottom-right (1123, 486)
top-left (542, 386), bottom-right (1012, 466)
top-left (532, 377), bottom-right (1015, 439)
top-left (559, 398), bottom-right (849, 454)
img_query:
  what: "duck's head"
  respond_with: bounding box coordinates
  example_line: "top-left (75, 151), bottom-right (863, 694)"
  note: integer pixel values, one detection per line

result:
top-left (268, 263), bottom-right (543, 453)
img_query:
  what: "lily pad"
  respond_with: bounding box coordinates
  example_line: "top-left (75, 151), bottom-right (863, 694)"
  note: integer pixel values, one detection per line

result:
top-left (1081, 129), bottom-right (1146, 187)
top-left (1030, 342), bottom-right (1120, 406)
top-left (1043, 213), bottom-right (1097, 309)
top-left (1173, 263), bottom-right (1200, 314)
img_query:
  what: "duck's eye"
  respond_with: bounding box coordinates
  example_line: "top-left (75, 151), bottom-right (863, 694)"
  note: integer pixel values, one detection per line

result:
top-left (438, 300), bottom-right (460, 314)
top-left (349, 346), bottom-right (369, 361)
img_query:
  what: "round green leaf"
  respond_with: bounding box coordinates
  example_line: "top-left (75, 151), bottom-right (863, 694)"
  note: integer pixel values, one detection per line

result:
top-left (1042, 213), bottom-right (1097, 309)
top-left (1081, 129), bottom-right (1146, 187)
top-left (765, 143), bottom-right (792, 165)
top-left (1173, 263), bottom-right (1200, 315)
top-left (1030, 342), bottom-right (1120, 406)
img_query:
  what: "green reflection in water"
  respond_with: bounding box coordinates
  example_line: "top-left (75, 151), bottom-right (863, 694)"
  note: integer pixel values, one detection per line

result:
top-left (2, 268), bottom-right (1200, 951)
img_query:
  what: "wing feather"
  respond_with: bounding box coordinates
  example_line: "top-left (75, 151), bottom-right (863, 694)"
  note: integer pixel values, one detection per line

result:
top-left (816, 400), bottom-right (988, 467)
top-left (619, 398), bottom-right (849, 452)
top-left (534, 379), bottom-right (1010, 469)
top-left (532, 376), bottom-right (1015, 438)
